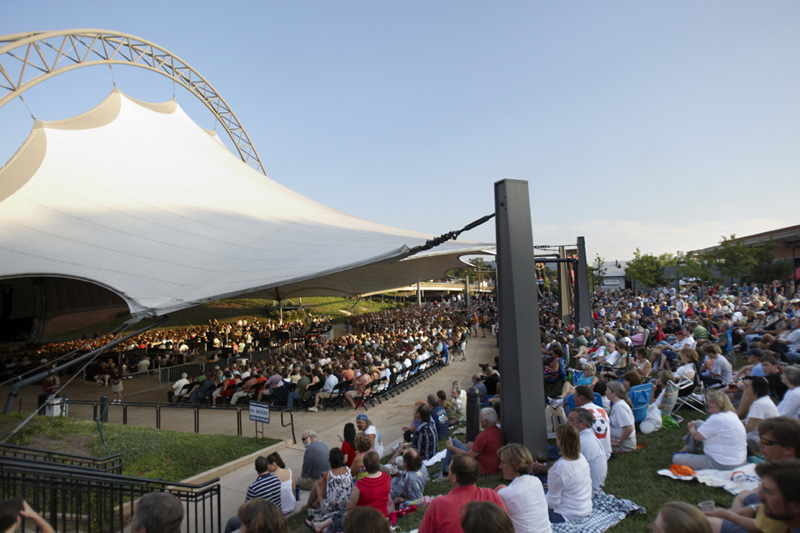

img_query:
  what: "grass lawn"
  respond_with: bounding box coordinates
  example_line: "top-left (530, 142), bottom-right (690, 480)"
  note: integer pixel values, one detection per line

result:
top-left (0, 414), bottom-right (280, 481)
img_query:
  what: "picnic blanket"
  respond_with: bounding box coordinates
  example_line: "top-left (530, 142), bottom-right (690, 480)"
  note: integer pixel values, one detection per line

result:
top-left (657, 462), bottom-right (760, 495)
top-left (423, 449), bottom-right (447, 467)
top-left (401, 493), bottom-right (642, 533)
top-left (550, 493), bottom-right (645, 533)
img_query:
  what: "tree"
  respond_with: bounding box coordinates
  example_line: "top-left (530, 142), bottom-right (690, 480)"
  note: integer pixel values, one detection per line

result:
top-left (625, 248), bottom-right (668, 288)
top-left (588, 254), bottom-right (607, 291)
top-left (710, 234), bottom-right (751, 284)
top-left (674, 251), bottom-right (714, 284)
top-left (748, 242), bottom-right (790, 285)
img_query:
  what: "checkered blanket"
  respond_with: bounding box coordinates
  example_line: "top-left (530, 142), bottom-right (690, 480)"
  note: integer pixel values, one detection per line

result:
top-left (551, 493), bottom-right (646, 533)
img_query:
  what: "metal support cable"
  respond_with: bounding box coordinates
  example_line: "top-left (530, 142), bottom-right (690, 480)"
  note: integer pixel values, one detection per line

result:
top-left (405, 213), bottom-right (495, 258)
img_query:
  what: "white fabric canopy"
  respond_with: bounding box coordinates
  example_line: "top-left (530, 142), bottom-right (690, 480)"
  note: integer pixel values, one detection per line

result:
top-left (0, 90), bottom-right (492, 318)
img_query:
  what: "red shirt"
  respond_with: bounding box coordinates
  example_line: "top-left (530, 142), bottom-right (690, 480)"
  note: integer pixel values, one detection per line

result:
top-left (471, 425), bottom-right (503, 476)
top-left (355, 472), bottom-right (390, 516)
top-left (342, 441), bottom-right (356, 468)
top-left (419, 485), bottom-right (506, 533)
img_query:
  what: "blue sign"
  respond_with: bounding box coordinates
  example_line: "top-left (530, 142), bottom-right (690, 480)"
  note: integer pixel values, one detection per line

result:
top-left (249, 401), bottom-right (270, 424)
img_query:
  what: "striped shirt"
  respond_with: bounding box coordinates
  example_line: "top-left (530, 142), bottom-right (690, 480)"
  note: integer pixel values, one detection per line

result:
top-left (245, 473), bottom-right (282, 506)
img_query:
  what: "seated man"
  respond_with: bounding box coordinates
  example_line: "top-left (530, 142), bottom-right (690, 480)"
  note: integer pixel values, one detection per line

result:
top-left (439, 408), bottom-right (503, 478)
top-left (307, 367), bottom-right (338, 412)
top-left (704, 458), bottom-right (800, 533)
top-left (167, 373), bottom-right (190, 403)
top-left (391, 404), bottom-right (438, 465)
top-left (700, 344), bottom-right (732, 389)
top-left (568, 407), bottom-right (607, 497)
top-left (419, 455), bottom-right (506, 533)
top-left (298, 430), bottom-right (330, 491)
top-left (390, 448), bottom-right (428, 506)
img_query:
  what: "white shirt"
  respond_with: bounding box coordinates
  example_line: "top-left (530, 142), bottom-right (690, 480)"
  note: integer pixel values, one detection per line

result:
top-left (497, 474), bottom-right (552, 533)
top-left (672, 336), bottom-right (697, 352)
top-left (364, 424), bottom-right (384, 457)
top-left (582, 403), bottom-right (612, 459)
top-left (609, 400), bottom-right (636, 452)
top-left (745, 396), bottom-right (780, 441)
top-left (675, 363), bottom-right (696, 382)
top-left (172, 377), bottom-right (189, 394)
top-left (698, 411), bottom-right (747, 467)
top-left (579, 428), bottom-right (607, 496)
top-left (777, 387), bottom-right (800, 418)
top-left (546, 456), bottom-right (593, 522)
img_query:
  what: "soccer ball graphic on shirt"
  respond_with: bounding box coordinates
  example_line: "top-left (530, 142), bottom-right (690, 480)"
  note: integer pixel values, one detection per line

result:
top-left (592, 413), bottom-right (609, 438)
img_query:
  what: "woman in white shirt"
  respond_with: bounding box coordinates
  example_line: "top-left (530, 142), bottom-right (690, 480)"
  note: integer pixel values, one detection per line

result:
top-left (266, 452), bottom-right (297, 514)
top-left (672, 390), bottom-right (747, 470)
top-left (606, 382), bottom-right (636, 453)
top-left (674, 349), bottom-right (700, 382)
top-left (776, 365), bottom-right (800, 418)
top-left (495, 444), bottom-right (551, 533)
top-left (546, 425), bottom-right (593, 523)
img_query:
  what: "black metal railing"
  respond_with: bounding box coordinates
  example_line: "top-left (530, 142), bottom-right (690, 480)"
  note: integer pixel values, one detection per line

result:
top-left (65, 399), bottom-right (297, 444)
top-left (0, 443), bottom-right (122, 474)
top-left (0, 457), bottom-right (221, 533)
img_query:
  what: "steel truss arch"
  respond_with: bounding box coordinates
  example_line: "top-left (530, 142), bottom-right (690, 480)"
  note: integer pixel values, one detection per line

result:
top-left (0, 29), bottom-right (266, 175)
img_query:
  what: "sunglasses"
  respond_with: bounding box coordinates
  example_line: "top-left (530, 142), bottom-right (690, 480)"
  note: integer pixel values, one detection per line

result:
top-left (760, 435), bottom-right (778, 446)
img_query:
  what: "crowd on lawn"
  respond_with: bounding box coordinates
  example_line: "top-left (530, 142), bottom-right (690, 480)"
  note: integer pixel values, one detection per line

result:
top-left (6, 280), bottom-right (800, 532)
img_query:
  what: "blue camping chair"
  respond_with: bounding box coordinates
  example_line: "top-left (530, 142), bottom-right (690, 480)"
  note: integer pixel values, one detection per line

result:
top-left (629, 382), bottom-right (654, 423)
top-left (563, 392), bottom-right (603, 416)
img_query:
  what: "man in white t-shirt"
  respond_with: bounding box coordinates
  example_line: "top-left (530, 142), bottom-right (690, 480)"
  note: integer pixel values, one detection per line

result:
top-left (574, 386), bottom-right (611, 459)
top-left (569, 408), bottom-right (607, 496)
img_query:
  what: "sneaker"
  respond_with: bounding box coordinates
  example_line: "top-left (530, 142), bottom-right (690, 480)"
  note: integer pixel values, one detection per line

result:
top-left (432, 471), bottom-right (448, 481)
top-left (307, 407), bottom-right (318, 412)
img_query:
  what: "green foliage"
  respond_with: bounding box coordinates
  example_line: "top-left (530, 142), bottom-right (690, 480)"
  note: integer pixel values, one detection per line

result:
top-left (0, 415), bottom-right (278, 482)
top-left (675, 251), bottom-right (715, 284)
top-left (589, 254), bottom-right (607, 291)
top-left (748, 243), bottom-right (790, 285)
top-left (625, 248), bottom-right (668, 288)
top-left (447, 257), bottom-right (495, 283)
top-left (709, 234), bottom-right (751, 283)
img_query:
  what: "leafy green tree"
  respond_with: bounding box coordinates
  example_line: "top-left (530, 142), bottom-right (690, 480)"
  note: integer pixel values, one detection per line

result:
top-left (589, 254), bottom-right (607, 291)
top-left (709, 234), bottom-right (751, 283)
top-left (674, 251), bottom-right (714, 284)
top-left (748, 242), bottom-right (790, 285)
top-left (625, 248), bottom-right (668, 288)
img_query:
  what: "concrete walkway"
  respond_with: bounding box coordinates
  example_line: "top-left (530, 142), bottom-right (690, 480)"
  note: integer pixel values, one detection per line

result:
top-left (2, 335), bottom-right (499, 524)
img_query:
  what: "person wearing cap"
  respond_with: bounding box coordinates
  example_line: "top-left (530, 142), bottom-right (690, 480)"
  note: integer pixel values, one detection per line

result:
top-left (734, 349), bottom-right (767, 382)
top-left (356, 414), bottom-right (384, 458)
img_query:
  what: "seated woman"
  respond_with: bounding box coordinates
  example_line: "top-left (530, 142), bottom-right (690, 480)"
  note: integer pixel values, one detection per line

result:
top-left (236, 499), bottom-right (289, 533)
top-left (307, 451), bottom-right (391, 533)
top-left (305, 448), bottom-right (353, 524)
top-left (621, 371), bottom-right (642, 390)
top-left (557, 363), bottom-right (597, 400)
top-left (672, 390), bottom-right (747, 470)
top-left (675, 349), bottom-right (701, 383)
top-left (348, 451), bottom-right (391, 516)
top-left (606, 382), bottom-right (636, 453)
top-left (495, 443), bottom-right (551, 533)
top-left (546, 425), bottom-right (593, 523)
top-left (633, 348), bottom-right (652, 379)
top-left (349, 433), bottom-right (373, 480)
top-left (599, 341), bottom-right (630, 378)
top-left (651, 501), bottom-right (711, 533)
top-left (266, 452), bottom-right (296, 515)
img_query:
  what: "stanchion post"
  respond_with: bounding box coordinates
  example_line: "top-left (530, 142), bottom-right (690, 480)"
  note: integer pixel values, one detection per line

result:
top-left (99, 395), bottom-right (109, 423)
top-left (466, 387), bottom-right (481, 443)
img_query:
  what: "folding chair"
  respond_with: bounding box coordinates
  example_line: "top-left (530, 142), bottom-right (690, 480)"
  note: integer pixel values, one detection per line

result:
top-left (673, 377), bottom-right (707, 417)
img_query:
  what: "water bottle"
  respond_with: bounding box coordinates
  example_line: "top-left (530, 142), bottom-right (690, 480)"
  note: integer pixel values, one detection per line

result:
top-left (295, 485), bottom-right (300, 501)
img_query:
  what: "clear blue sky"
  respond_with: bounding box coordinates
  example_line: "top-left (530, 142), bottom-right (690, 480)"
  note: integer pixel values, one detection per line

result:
top-left (2, 1), bottom-right (799, 262)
